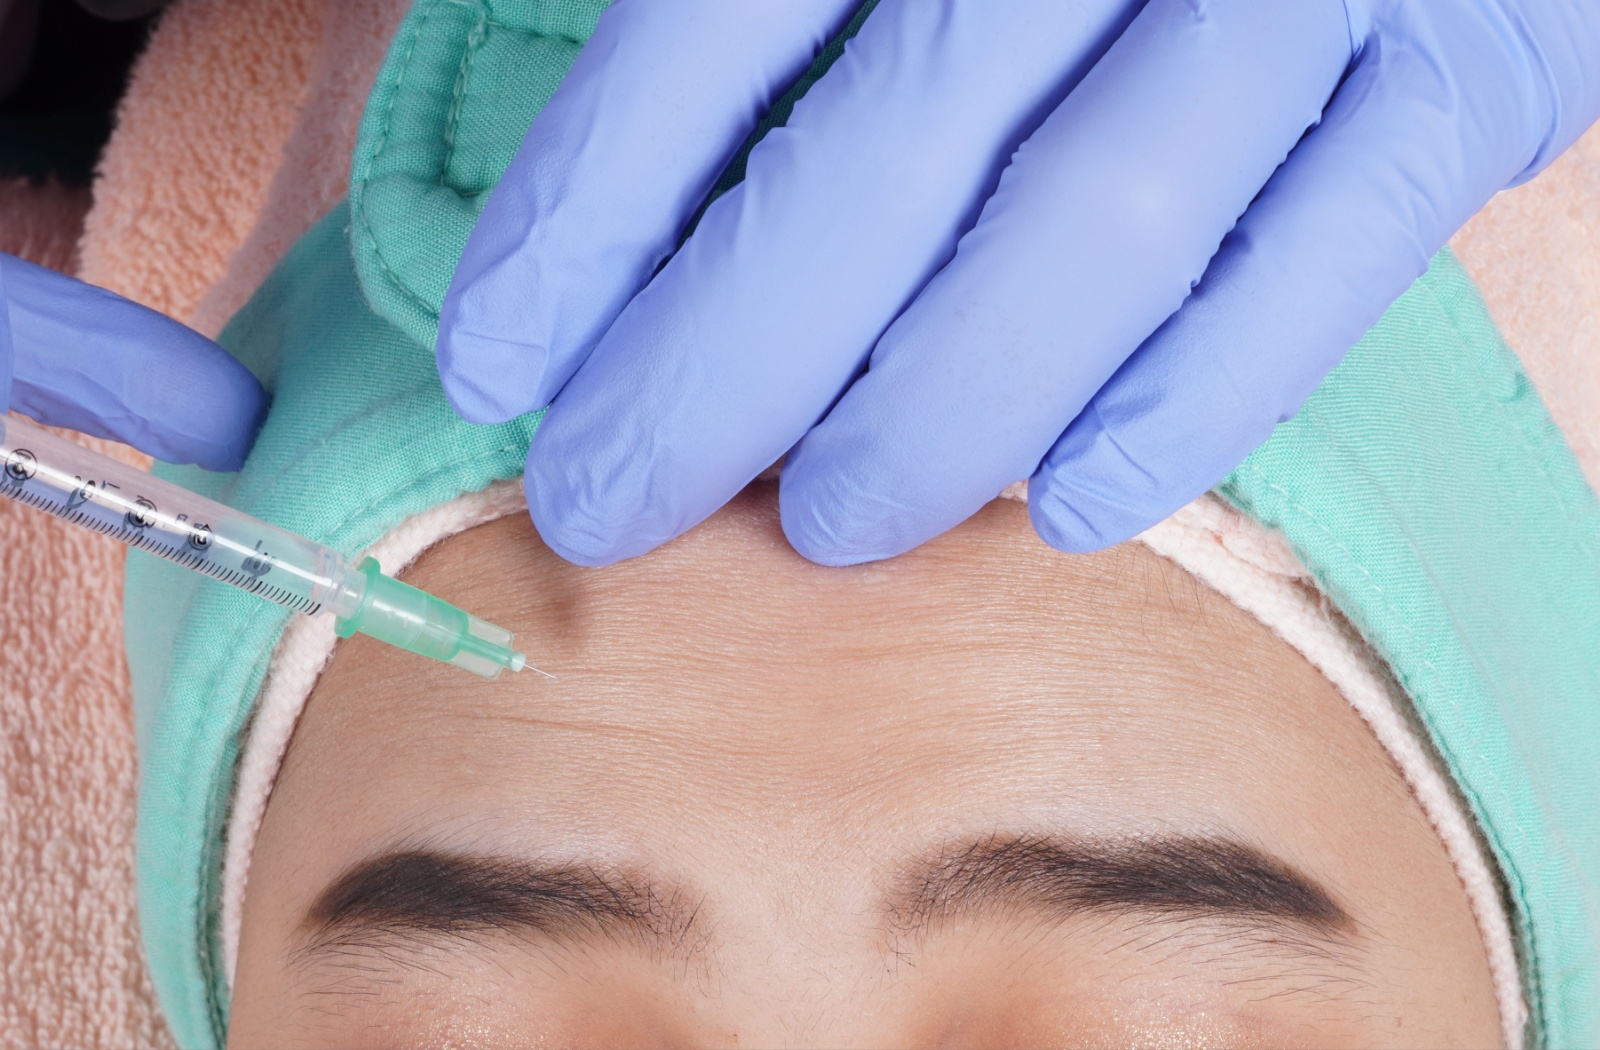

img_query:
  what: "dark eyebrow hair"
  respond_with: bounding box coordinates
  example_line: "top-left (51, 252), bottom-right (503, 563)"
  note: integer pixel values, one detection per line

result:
top-left (295, 836), bottom-right (1351, 972)
top-left (297, 850), bottom-right (704, 961)
top-left (891, 835), bottom-right (1353, 942)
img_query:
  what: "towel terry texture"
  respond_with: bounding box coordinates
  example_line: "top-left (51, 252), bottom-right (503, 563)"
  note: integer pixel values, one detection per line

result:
top-left (0, 1), bottom-right (386, 1046)
top-left (0, 179), bottom-right (166, 1050)
top-left (1, 0), bottom-right (1598, 1045)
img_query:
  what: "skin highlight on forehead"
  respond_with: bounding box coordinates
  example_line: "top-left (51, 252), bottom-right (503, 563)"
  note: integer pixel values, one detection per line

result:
top-left (230, 487), bottom-right (1502, 1047)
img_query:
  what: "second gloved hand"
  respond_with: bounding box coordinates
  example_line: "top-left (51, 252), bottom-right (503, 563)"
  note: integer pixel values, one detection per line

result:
top-left (0, 253), bottom-right (264, 470)
top-left (439, 0), bottom-right (1600, 566)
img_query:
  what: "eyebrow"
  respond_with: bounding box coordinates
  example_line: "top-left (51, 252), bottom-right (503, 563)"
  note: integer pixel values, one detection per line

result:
top-left (298, 850), bottom-right (704, 961)
top-left (296, 835), bottom-right (1351, 966)
top-left (890, 834), bottom-right (1353, 942)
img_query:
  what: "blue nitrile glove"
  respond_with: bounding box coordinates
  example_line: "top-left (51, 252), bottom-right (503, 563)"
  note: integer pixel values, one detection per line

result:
top-left (0, 253), bottom-right (264, 470)
top-left (439, 0), bottom-right (1600, 567)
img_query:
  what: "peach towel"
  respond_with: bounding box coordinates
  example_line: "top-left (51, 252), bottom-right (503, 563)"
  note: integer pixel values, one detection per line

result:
top-left (0, 1), bottom-right (328, 1045)
top-left (0, 0), bottom-right (1596, 1043)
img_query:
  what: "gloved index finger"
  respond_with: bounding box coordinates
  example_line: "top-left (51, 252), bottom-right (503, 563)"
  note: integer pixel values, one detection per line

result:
top-left (523, 0), bottom-right (1140, 567)
top-left (780, 0), bottom-right (1353, 564)
top-left (2, 253), bottom-right (267, 471)
top-left (436, 0), bottom-right (861, 425)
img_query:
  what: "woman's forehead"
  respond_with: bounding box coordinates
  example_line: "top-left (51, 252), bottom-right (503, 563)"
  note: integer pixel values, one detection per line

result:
top-left (278, 489), bottom-right (1404, 876)
top-left (238, 489), bottom-right (1500, 1047)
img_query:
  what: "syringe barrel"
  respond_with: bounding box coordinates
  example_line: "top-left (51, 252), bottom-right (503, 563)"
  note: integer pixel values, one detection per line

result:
top-left (0, 414), bottom-right (350, 616)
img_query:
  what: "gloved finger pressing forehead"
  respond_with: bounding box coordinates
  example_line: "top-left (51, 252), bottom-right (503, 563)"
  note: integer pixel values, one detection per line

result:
top-left (524, 0), bottom-right (1141, 567)
top-left (437, 0), bottom-right (861, 425)
top-left (779, 0), bottom-right (1352, 565)
top-left (1, 254), bottom-right (266, 471)
top-left (1028, 9), bottom-right (1569, 553)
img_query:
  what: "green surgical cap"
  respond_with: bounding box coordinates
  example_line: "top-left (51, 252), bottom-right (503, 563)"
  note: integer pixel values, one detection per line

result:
top-left (126, 2), bottom-right (1600, 1046)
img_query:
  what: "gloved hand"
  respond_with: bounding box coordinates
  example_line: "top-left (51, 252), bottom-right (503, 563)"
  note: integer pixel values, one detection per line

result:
top-left (0, 252), bottom-right (264, 470)
top-left (439, 0), bottom-right (1600, 567)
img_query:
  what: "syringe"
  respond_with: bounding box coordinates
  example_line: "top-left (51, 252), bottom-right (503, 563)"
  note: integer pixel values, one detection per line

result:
top-left (0, 413), bottom-right (533, 679)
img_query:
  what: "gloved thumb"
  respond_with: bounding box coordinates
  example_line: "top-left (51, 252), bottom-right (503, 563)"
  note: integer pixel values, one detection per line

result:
top-left (0, 256), bottom-right (14, 411)
top-left (0, 252), bottom-right (268, 471)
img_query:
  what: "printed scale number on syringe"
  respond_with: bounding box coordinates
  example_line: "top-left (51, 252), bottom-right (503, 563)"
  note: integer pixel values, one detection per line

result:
top-left (1, 444), bottom-right (331, 614)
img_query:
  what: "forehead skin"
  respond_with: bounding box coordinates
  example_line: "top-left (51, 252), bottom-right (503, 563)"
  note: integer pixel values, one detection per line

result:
top-left (230, 486), bottom-right (1501, 1048)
